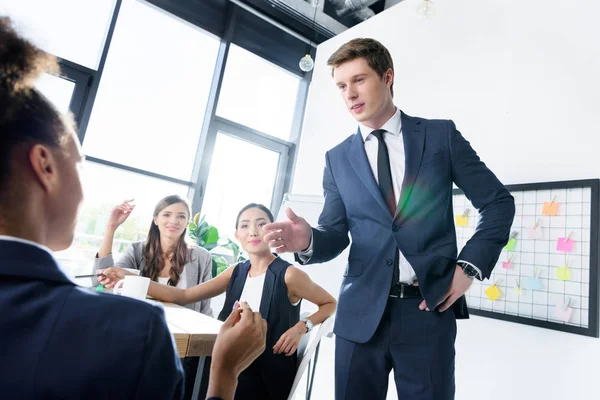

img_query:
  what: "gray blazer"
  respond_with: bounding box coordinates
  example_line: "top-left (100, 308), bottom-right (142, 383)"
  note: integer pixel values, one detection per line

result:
top-left (93, 242), bottom-right (213, 316)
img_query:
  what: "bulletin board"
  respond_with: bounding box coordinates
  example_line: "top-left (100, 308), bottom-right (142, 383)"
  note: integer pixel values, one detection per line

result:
top-left (454, 179), bottom-right (599, 337)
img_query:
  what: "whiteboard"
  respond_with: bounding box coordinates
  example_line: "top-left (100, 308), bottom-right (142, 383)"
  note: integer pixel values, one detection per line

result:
top-left (455, 179), bottom-right (599, 337)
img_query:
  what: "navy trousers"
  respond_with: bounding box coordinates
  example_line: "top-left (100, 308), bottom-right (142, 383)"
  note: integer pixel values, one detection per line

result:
top-left (335, 297), bottom-right (456, 400)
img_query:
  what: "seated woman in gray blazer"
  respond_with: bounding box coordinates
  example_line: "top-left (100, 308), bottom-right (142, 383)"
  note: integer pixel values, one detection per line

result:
top-left (93, 194), bottom-right (213, 316)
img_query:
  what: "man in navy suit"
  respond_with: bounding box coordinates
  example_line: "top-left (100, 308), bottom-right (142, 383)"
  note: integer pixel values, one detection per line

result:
top-left (264, 38), bottom-right (515, 399)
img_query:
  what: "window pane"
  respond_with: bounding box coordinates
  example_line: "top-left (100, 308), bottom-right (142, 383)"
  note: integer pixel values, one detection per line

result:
top-left (35, 73), bottom-right (75, 115)
top-left (55, 162), bottom-right (189, 279)
top-left (82, 0), bottom-right (220, 181)
top-left (201, 133), bottom-right (280, 240)
top-left (217, 45), bottom-right (300, 141)
top-left (0, 0), bottom-right (115, 69)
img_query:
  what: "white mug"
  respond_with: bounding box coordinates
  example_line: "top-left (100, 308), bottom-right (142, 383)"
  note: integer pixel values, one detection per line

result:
top-left (113, 276), bottom-right (150, 301)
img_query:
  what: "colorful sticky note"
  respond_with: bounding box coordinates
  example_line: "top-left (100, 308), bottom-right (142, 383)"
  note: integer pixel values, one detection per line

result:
top-left (485, 285), bottom-right (501, 301)
top-left (542, 201), bottom-right (559, 216)
top-left (502, 261), bottom-right (512, 269)
top-left (527, 226), bottom-right (543, 240)
top-left (514, 286), bottom-right (523, 295)
top-left (455, 214), bottom-right (468, 227)
top-left (525, 277), bottom-right (544, 291)
top-left (556, 266), bottom-right (571, 281)
top-left (554, 305), bottom-right (573, 322)
top-left (504, 238), bottom-right (516, 251)
top-left (556, 238), bottom-right (574, 252)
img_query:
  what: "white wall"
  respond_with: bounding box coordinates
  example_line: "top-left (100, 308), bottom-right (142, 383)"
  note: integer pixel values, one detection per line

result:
top-left (292, 0), bottom-right (600, 399)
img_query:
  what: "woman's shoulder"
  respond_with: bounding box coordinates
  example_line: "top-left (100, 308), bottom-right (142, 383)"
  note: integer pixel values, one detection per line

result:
top-left (188, 244), bottom-right (211, 259)
top-left (283, 264), bottom-right (309, 284)
top-left (128, 241), bottom-right (145, 252)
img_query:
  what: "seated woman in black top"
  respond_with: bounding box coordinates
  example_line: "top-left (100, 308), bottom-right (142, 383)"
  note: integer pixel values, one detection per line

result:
top-left (99, 203), bottom-right (336, 399)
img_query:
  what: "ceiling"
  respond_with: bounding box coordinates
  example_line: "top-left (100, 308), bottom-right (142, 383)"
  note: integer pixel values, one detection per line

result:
top-left (239, 0), bottom-right (398, 44)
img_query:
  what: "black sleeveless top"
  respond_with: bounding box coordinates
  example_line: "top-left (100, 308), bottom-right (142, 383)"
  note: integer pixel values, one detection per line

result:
top-left (218, 256), bottom-right (301, 349)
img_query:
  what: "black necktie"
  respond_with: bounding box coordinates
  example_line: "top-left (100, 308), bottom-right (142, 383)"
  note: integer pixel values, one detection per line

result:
top-left (371, 129), bottom-right (396, 215)
top-left (371, 129), bottom-right (400, 285)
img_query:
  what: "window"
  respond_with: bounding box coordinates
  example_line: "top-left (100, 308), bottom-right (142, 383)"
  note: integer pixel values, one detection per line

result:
top-left (54, 161), bottom-right (189, 278)
top-left (81, 0), bottom-right (220, 181)
top-left (201, 132), bottom-right (280, 240)
top-left (216, 44), bottom-right (300, 141)
top-left (35, 73), bottom-right (75, 115)
top-left (0, 0), bottom-right (116, 69)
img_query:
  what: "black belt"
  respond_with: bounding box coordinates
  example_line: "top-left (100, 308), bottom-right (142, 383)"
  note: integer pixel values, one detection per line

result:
top-left (389, 283), bottom-right (422, 299)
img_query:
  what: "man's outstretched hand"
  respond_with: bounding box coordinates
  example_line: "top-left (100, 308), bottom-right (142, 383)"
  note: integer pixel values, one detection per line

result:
top-left (263, 208), bottom-right (312, 254)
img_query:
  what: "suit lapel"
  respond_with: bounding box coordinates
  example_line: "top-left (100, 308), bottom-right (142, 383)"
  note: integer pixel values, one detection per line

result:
top-left (349, 128), bottom-right (391, 216)
top-left (395, 112), bottom-right (425, 224)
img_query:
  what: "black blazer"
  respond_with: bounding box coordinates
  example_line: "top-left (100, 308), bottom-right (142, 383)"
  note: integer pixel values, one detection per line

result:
top-left (0, 238), bottom-right (184, 399)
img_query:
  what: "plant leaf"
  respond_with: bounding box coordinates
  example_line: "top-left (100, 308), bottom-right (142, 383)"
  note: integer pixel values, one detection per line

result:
top-left (205, 226), bottom-right (219, 244)
top-left (205, 242), bottom-right (219, 251)
top-left (198, 225), bottom-right (209, 238)
top-left (212, 255), bottom-right (228, 276)
top-left (211, 258), bottom-right (218, 278)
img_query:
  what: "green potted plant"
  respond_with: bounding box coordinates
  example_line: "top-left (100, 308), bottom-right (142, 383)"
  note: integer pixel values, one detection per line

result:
top-left (188, 213), bottom-right (246, 277)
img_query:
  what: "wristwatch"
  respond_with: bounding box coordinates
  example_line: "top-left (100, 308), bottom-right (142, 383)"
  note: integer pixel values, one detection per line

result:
top-left (457, 262), bottom-right (480, 280)
top-left (302, 318), bottom-right (314, 333)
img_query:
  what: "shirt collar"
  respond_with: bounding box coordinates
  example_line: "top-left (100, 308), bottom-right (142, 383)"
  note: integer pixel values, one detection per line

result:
top-left (359, 108), bottom-right (402, 142)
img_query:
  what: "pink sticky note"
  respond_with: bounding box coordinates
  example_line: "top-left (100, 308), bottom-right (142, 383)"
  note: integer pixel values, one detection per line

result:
top-left (554, 305), bottom-right (573, 322)
top-left (556, 238), bottom-right (574, 252)
top-left (502, 261), bottom-right (512, 269)
top-left (527, 226), bottom-right (543, 240)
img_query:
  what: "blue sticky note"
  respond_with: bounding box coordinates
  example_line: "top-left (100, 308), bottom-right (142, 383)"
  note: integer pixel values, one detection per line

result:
top-left (525, 277), bottom-right (543, 291)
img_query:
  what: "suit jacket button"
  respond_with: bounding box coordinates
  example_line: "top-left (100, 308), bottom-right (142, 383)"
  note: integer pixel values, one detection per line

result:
top-left (392, 224), bottom-right (399, 232)
top-left (386, 259), bottom-right (393, 266)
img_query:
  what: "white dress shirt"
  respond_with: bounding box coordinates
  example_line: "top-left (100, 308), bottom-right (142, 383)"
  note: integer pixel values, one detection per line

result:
top-left (357, 109), bottom-right (418, 283)
top-left (300, 108), bottom-right (481, 282)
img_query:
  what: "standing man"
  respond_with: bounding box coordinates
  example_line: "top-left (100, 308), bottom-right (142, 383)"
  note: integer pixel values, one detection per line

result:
top-left (263, 38), bottom-right (515, 400)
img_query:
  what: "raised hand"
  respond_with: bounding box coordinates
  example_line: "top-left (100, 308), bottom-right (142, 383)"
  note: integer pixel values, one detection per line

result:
top-left (107, 199), bottom-right (135, 230)
top-left (262, 208), bottom-right (312, 254)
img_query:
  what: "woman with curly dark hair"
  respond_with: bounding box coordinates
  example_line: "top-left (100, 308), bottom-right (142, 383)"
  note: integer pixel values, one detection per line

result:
top-left (0, 17), bottom-right (184, 399)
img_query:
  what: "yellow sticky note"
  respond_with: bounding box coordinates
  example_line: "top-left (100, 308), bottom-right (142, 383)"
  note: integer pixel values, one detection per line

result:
top-left (556, 266), bottom-right (570, 281)
top-left (485, 285), bottom-right (501, 301)
top-left (455, 215), bottom-right (468, 227)
top-left (542, 202), bottom-right (559, 216)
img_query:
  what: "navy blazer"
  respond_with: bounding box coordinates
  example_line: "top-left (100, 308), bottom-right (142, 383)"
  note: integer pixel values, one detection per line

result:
top-left (0, 238), bottom-right (184, 399)
top-left (297, 111), bottom-right (515, 343)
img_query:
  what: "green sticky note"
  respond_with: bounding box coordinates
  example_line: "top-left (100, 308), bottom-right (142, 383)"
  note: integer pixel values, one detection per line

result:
top-left (504, 238), bottom-right (516, 251)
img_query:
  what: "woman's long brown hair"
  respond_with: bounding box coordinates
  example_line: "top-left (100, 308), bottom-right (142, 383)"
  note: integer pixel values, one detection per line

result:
top-left (141, 195), bottom-right (191, 286)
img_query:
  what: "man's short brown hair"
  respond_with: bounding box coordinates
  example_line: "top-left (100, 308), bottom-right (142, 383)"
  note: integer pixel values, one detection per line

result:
top-left (327, 38), bottom-right (394, 97)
